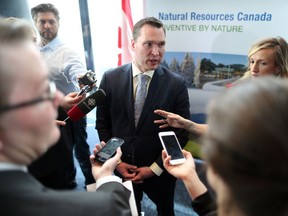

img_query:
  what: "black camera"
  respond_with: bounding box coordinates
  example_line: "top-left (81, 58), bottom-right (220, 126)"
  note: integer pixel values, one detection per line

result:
top-left (78, 70), bottom-right (97, 86)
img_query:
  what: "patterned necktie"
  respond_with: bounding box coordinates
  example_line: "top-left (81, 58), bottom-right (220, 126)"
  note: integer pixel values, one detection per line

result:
top-left (134, 74), bottom-right (149, 126)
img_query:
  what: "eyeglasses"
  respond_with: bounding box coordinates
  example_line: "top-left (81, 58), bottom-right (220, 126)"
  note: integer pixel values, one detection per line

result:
top-left (0, 81), bottom-right (57, 114)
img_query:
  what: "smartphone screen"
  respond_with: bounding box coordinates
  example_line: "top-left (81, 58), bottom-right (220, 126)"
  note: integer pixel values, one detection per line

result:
top-left (95, 137), bottom-right (124, 163)
top-left (159, 131), bottom-right (186, 165)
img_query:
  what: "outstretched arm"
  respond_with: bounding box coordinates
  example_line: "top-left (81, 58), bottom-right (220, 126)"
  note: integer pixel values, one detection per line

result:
top-left (154, 109), bottom-right (208, 136)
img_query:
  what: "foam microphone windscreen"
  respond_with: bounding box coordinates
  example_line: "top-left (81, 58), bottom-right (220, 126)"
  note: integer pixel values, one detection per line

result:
top-left (66, 89), bottom-right (106, 122)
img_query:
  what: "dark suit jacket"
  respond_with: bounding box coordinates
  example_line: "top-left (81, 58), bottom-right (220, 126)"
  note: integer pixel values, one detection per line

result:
top-left (28, 107), bottom-right (75, 188)
top-left (0, 170), bottom-right (131, 216)
top-left (192, 191), bottom-right (217, 216)
top-left (96, 64), bottom-right (190, 169)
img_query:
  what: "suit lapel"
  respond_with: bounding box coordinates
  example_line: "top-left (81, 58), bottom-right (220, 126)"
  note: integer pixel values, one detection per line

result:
top-left (121, 64), bottom-right (135, 127)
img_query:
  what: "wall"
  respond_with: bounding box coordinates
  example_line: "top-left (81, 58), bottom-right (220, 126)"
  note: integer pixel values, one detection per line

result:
top-left (87, 0), bottom-right (143, 81)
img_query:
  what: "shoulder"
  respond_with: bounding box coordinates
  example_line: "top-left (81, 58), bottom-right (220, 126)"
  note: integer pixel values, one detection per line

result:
top-left (154, 66), bottom-right (185, 86)
top-left (57, 44), bottom-right (80, 56)
top-left (157, 65), bottom-right (184, 79)
top-left (51, 37), bottom-right (81, 56)
top-left (104, 63), bottom-right (132, 76)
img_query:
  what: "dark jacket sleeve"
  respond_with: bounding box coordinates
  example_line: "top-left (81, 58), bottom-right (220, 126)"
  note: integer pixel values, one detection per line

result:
top-left (57, 106), bottom-right (70, 121)
top-left (95, 71), bottom-right (113, 142)
top-left (192, 191), bottom-right (217, 216)
top-left (96, 182), bottom-right (132, 216)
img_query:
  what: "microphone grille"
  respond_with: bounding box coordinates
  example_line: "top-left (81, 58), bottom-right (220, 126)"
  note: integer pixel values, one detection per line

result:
top-left (89, 88), bottom-right (106, 106)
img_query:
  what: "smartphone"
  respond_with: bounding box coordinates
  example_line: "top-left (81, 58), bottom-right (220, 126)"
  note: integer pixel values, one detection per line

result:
top-left (158, 131), bottom-right (186, 165)
top-left (94, 137), bottom-right (124, 163)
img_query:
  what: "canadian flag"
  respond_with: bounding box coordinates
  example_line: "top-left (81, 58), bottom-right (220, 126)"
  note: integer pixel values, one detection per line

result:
top-left (118, 0), bottom-right (134, 66)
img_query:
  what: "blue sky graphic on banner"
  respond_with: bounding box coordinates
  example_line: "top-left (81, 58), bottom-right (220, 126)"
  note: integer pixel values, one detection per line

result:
top-left (144, 0), bottom-right (288, 88)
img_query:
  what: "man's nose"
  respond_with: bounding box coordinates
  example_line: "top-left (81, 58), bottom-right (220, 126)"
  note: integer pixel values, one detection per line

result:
top-left (44, 22), bottom-right (51, 29)
top-left (151, 46), bottom-right (160, 56)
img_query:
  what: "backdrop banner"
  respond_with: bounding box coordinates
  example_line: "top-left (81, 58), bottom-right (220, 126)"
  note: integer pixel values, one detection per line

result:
top-left (143, 0), bottom-right (288, 88)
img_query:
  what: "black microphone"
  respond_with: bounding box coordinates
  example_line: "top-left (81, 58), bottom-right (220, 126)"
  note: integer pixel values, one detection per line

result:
top-left (64, 89), bottom-right (106, 122)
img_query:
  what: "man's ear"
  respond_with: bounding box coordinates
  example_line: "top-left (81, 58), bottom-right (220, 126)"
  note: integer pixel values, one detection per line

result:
top-left (131, 39), bottom-right (135, 49)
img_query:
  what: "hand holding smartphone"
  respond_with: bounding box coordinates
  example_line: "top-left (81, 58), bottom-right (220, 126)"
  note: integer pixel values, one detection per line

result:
top-left (94, 137), bottom-right (124, 163)
top-left (158, 131), bottom-right (186, 165)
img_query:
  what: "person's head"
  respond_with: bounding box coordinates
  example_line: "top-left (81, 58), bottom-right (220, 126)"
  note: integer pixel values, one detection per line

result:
top-left (132, 17), bottom-right (166, 72)
top-left (203, 77), bottom-right (288, 216)
top-left (245, 37), bottom-right (288, 79)
top-left (3, 17), bottom-right (38, 43)
top-left (31, 3), bottom-right (60, 44)
top-left (0, 18), bottom-right (63, 165)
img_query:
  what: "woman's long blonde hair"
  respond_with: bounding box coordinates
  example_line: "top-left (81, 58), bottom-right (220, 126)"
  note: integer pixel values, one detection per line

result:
top-left (241, 37), bottom-right (288, 80)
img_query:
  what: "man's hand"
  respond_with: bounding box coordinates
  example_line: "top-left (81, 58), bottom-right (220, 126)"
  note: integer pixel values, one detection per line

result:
top-left (130, 167), bottom-right (155, 184)
top-left (162, 149), bottom-right (196, 181)
top-left (116, 162), bottom-right (156, 183)
top-left (116, 162), bottom-right (138, 181)
top-left (90, 141), bottom-right (122, 180)
top-left (56, 120), bottom-right (66, 126)
top-left (60, 92), bottom-right (84, 112)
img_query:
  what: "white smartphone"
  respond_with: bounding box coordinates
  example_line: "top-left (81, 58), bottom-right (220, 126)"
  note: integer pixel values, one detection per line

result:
top-left (94, 137), bottom-right (124, 163)
top-left (158, 131), bottom-right (186, 165)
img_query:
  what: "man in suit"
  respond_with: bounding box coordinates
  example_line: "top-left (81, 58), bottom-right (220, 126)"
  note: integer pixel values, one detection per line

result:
top-left (0, 18), bottom-right (131, 216)
top-left (96, 17), bottom-right (190, 215)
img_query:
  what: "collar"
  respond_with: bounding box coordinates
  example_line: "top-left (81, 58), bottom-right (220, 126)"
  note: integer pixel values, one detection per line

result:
top-left (0, 162), bottom-right (27, 172)
top-left (132, 62), bottom-right (154, 79)
top-left (39, 36), bottom-right (63, 52)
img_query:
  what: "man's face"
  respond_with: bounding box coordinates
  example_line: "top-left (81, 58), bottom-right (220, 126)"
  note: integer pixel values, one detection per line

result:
top-left (132, 24), bottom-right (166, 72)
top-left (0, 43), bottom-right (62, 164)
top-left (35, 12), bottom-right (59, 43)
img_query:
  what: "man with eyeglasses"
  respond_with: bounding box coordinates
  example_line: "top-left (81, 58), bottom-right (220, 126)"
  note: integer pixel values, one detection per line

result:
top-left (0, 18), bottom-right (131, 216)
top-left (0, 81), bottom-right (57, 113)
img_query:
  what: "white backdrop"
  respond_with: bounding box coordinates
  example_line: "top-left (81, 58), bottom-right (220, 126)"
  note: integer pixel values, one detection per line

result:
top-left (144, 0), bottom-right (288, 56)
top-left (88, 0), bottom-right (143, 80)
